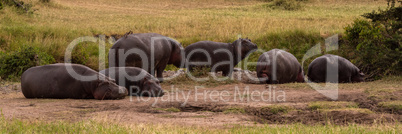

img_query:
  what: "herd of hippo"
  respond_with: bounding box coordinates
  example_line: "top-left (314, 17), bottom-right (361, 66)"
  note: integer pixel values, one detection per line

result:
top-left (21, 33), bottom-right (365, 100)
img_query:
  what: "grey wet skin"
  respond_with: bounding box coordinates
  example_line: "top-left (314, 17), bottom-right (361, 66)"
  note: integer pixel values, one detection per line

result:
top-left (184, 38), bottom-right (258, 76)
top-left (100, 67), bottom-right (164, 97)
top-left (21, 64), bottom-right (128, 100)
top-left (109, 33), bottom-right (184, 82)
top-left (256, 49), bottom-right (305, 84)
top-left (307, 54), bottom-right (365, 83)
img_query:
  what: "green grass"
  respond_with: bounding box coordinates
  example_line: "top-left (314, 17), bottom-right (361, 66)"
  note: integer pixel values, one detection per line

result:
top-left (223, 107), bottom-right (246, 114)
top-left (0, 0), bottom-right (388, 76)
top-left (308, 101), bottom-right (374, 114)
top-left (0, 117), bottom-right (400, 133)
top-left (318, 108), bottom-right (374, 114)
top-left (153, 107), bottom-right (181, 112)
top-left (308, 101), bottom-right (359, 110)
top-left (364, 76), bottom-right (402, 101)
top-left (262, 105), bottom-right (293, 114)
top-left (378, 101), bottom-right (402, 111)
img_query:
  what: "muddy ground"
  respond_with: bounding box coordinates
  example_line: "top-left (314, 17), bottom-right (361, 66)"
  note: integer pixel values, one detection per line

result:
top-left (0, 72), bottom-right (401, 127)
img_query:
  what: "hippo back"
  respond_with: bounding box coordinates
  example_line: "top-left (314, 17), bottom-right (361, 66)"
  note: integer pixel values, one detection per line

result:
top-left (257, 49), bottom-right (303, 84)
top-left (307, 54), bottom-right (364, 83)
top-left (21, 64), bottom-right (127, 99)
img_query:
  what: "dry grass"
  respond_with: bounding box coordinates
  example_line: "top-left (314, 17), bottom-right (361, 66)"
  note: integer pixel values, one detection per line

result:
top-left (31, 0), bottom-right (387, 40)
top-left (0, 0), bottom-right (389, 70)
top-left (308, 101), bottom-right (359, 110)
top-left (1, 117), bottom-right (400, 133)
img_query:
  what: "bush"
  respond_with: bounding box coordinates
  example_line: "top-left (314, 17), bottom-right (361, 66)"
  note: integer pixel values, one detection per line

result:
top-left (39, 0), bottom-right (50, 3)
top-left (263, 0), bottom-right (303, 11)
top-left (0, 45), bottom-right (55, 80)
top-left (0, 0), bottom-right (35, 13)
top-left (71, 44), bottom-right (90, 65)
top-left (343, 0), bottom-right (401, 80)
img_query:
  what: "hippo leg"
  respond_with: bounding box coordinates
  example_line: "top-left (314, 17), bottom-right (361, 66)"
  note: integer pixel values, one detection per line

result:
top-left (222, 70), bottom-right (229, 77)
top-left (272, 80), bottom-right (279, 84)
top-left (187, 65), bottom-right (194, 72)
top-left (156, 65), bottom-right (167, 82)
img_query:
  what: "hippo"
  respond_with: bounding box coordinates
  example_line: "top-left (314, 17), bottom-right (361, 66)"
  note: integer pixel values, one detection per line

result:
top-left (21, 64), bottom-right (128, 100)
top-left (109, 33), bottom-right (184, 82)
top-left (256, 49), bottom-right (305, 84)
top-left (100, 67), bottom-right (164, 97)
top-left (307, 54), bottom-right (364, 83)
top-left (184, 38), bottom-right (258, 76)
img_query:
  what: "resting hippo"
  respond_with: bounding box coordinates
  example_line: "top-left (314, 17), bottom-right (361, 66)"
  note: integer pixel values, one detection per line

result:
top-left (100, 67), bottom-right (164, 97)
top-left (256, 49), bottom-right (305, 84)
top-left (21, 64), bottom-right (128, 100)
top-left (307, 54), bottom-right (364, 83)
top-left (184, 38), bottom-right (258, 76)
top-left (109, 33), bottom-right (184, 82)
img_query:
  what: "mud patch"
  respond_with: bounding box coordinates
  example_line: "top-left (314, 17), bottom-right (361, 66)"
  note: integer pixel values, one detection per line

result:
top-left (1, 82), bottom-right (401, 127)
top-left (148, 101), bottom-right (401, 125)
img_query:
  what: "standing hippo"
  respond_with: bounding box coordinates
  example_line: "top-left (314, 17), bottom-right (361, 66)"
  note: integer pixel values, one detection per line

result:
top-left (184, 38), bottom-right (258, 76)
top-left (100, 67), bottom-right (164, 97)
top-left (21, 64), bottom-right (128, 100)
top-left (109, 33), bottom-right (184, 82)
top-left (307, 54), bottom-right (364, 83)
top-left (256, 49), bottom-right (305, 84)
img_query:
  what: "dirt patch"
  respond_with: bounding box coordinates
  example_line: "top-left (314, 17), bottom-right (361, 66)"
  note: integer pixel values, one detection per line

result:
top-left (1, 81), bottom-right (401, 127)
top-left (247, 107), bottom-right (398, 125)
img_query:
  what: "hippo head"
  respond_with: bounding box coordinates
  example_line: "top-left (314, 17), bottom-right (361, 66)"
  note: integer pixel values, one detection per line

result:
top-left (168, 40), bottom-right (185, 68)
top-left (93, 78), bottom-right (128, 100)
top-left (352, 70), bottom-right (365, 82)
top-left (140, 75), bottom-right (165, 97)
top-left (234, 38), bottom-right (258, 60)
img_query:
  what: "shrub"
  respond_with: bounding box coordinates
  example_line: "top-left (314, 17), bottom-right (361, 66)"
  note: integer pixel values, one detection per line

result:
top-left (0, 0), bottom-right (35, 13)
top-left (71, 44), bottom-right (90, 65)
top-left (39, 0), bottom-right (50, 3)
top-left (265, 0), bottom-right (303, 11)
top-left (0, 45), bottom-right (55, 80)
top-left (343, 0), bottom-right (401, 80)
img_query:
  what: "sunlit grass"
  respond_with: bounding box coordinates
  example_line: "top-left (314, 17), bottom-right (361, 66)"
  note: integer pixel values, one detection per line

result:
top-left (0, 0), bottom-right (388, 71)
top-left (0, 117), bottom-right (400, 133)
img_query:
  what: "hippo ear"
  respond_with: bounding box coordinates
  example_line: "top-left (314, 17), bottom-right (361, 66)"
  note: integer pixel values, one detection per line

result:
top-left (142, 77), bottom-right (150, 85)
top-left (98, 80), bottom-right (106, 87)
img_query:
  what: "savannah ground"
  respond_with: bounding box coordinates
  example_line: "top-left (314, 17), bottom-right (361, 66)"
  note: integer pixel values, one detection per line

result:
top-left (1, 75), bottom-right (401, 133)
top-left (0, 0), bottom-right (401, 133)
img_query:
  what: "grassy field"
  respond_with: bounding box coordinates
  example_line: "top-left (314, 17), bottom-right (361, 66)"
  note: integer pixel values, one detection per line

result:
top-left (0, 76), bottom-right (401, 133)
top-left (1, 117), bottom-right (400, 133)
top-left (0, 0), bottom-right (388, 71)
top-left (1, 0), bottom-right (399, 133)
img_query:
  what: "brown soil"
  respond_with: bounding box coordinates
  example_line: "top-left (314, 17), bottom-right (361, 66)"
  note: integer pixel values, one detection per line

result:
top-left (0, 82), bottom-right (400, 127)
